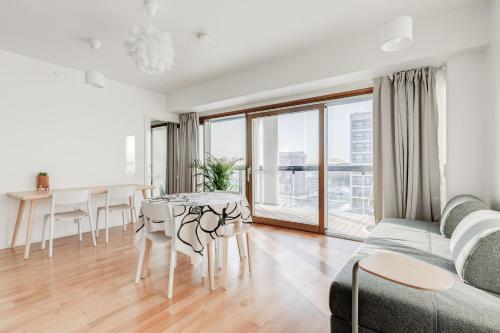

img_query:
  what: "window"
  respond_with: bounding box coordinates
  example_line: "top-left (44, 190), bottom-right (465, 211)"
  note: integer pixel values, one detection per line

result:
top-left (205, 116), bottom-right (246, 193)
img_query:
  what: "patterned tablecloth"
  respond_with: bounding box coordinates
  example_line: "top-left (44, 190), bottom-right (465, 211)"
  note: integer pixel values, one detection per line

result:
top-left (135, 192), bottom-right (252, 266)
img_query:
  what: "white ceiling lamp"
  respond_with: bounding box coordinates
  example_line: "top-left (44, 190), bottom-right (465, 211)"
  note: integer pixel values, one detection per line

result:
top-left (85, 38), bottom-right (104, 88)
top-left (88, 38), bottom-right (102, 51)
top-left (124, 26), bottom-right (175, 74)
top-left (85, 70), bottom-right (104, 88)
top-left (381, 15), bottom-right (413, 52)
top-left (144, 0), bottom-right (159, 17)
top-left (197, 32), bottom-right (211, 45)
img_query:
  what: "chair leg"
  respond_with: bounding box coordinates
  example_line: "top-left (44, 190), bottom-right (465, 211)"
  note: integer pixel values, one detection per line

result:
top-left (223, 237), bottom-right (229, 290)
top-left (122, 211), bottom-right (126, 231)
top-left (77, 219), bottom-right (82, 242)
top-left (95, 208), bottom-right (100, 237)
top-left (201, 250), bottom-right (208, 278)
top-left (246, 232), bottom-right (252, 272)
top-left (208, 240), bottom-right (215, 290)
top-left (88, 214), bottom-right (97, 247)
top-left (236, 234), bottom-right (245, 260)
top-left (167, 239), bottom-right (176, 299)
top-left (215, 238), bottom-right (222, 269)
top-left (105, 208), bottom-right (109, 243)
top-left (49, 216), bottom-right (54, 258)
top-left (135, 237), bottom-right (147, 283)
top-left (41, 215), bottom-right (48, 249)
top-left (141, 239), bottom-right (153, 278)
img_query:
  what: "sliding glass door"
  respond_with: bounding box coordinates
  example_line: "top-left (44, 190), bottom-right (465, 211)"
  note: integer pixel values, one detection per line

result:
top-left (247, 105), bottom-right (325, 233)
top-left (326, 96), bottom-right (375, 240)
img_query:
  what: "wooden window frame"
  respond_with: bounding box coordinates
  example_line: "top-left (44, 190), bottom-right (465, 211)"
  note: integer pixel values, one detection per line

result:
top-left (200, 87), bottom-right (373, 234)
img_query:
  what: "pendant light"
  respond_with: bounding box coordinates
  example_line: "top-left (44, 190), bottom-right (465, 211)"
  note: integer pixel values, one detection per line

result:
top-left (381, 15), bottom-right (413, 52)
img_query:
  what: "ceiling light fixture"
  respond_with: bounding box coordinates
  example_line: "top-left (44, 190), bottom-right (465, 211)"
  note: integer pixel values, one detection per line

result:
top-left (144, 0), bottom-right (159, 17)
top-left (381, 15), bottom-right (413, 52)
top-left (85, 70), bottom-right (104, 88)
top-left (88, 38), bottom-right (102, 51)
top-left (124, 26), bottom-right (176, 74)
top-left (85, 38), bottom-right (104, 88)
top-left (197, 33), bottom-right (211, 45)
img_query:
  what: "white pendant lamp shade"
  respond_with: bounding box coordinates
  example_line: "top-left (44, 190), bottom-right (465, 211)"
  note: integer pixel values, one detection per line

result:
top-left (85, 70), bottom-right (104, 88)
top-left (124, 26), bottom-right (176, 75)
top-left (381, 15), bottom-right (413, 52)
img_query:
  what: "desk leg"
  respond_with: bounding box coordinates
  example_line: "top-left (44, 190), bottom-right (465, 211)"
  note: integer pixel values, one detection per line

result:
top-left (24, 200), bottom-right (37, 260)
top-left (208, 240), bottom-right (215, 290)
top-left (11, 200), bottom-right (26, 248)
top-left (352, 260), bottom-right (360, 333)
top-left (141, 239), bottom-right (153, 278)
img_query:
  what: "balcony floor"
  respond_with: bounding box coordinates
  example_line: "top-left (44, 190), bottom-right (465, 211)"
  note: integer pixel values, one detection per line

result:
top-left (255, 204), bottom-right (375, 240)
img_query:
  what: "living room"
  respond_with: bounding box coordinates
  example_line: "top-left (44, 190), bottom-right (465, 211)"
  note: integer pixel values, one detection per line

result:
top-left (0, 0), bottom-right (499, 332)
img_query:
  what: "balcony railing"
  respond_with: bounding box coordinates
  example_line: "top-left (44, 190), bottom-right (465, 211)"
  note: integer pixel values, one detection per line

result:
top-left (228, 164), bottom-right (373, 216)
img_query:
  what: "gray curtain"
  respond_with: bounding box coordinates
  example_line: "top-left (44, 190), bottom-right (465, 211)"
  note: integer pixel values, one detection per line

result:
top-left (373, 67), bottom-right (441, 222)
top-left (165, 122), bottom-right (178, 194)
top-left (177, 112), bottom-right (199, 193)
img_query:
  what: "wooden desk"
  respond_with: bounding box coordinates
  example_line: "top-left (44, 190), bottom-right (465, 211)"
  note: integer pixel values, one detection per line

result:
top-left (7, 184), bottom-right (153, 259)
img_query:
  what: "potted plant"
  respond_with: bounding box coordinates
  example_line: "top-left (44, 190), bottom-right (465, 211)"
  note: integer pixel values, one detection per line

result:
top-left (191, 154), bottom-right (242, 192)
top-left (37, 172), bottom-right (50, 191)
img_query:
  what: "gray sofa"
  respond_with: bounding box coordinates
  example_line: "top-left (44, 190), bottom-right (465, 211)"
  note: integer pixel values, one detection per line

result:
top-left (329, 218), bottom-right (500, 333)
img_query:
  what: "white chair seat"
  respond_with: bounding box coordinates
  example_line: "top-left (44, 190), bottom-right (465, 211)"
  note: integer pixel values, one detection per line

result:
top-left (44, 209), bottom-right (88, 221)
top-left (147, 231), bottom-right (171, 245)
top-left (97, 204), bottom-right (132, 212)
top-left (219, 221), bottom-right (251, 238)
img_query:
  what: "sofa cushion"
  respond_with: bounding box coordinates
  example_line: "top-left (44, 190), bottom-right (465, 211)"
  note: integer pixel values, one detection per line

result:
top-left (329, 218), bottom-right (500, 333)
top-left (451, 210), bottom-right (500, 294)
top-left (440, 194), bottom-right (488, 238)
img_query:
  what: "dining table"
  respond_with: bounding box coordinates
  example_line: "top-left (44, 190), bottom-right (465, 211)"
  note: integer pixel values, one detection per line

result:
top-left (135, 191), bottom-right (252, 289)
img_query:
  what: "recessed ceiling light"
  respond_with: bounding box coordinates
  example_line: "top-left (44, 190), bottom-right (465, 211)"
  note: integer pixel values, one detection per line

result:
top-left (197, 33), bottom-right (211, 45)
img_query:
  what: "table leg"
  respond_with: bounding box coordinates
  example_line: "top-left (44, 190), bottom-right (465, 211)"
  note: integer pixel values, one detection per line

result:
top-left (24, 200), bottom-right (37, 260)
top-left (352, 260), bottom-right (360, 333)
top-left (10, 200), bottom-right (26, 248)
top-left (208, 240), bottom-right (215, 290)
top-left (141, 238), bottom-right (153, 278)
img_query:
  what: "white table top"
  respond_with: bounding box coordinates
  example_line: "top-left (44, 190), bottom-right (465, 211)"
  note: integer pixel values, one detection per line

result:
top-left (359, 252), bottom-right (454, 291)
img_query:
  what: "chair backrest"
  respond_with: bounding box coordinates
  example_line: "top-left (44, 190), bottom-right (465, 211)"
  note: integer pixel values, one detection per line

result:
top-left (107, 185), bottom-right (135, 201)
top-left (52, 189), bottom-right (90, 208)
top-left (141, 201), bottom-right (173, 234)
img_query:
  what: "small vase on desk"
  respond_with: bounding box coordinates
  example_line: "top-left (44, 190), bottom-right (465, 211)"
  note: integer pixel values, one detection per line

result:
top-left (37, 173), bottom-right (50, 191)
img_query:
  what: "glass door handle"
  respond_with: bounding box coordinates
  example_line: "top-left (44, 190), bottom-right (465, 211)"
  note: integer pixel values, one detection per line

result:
top-left (247, 166), bottom-right (252, 183)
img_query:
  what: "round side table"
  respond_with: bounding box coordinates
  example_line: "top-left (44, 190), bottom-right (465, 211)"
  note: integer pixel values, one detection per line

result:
top-left (351, 252), bottom-right (454, 333)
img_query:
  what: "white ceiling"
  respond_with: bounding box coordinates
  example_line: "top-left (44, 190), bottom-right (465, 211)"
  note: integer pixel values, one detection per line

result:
top-left (0, 0), bottom-right (483, 94)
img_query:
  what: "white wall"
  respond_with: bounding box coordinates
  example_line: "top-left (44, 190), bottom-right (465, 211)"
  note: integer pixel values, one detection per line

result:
top-left (446, 49), bottom-right (491, 204)
top-left (166, 2), bottom-right (489, 113)
top-left (0, 49), bottom-right (174, 249)
top-left (488, 0), bottom-right (500, 209)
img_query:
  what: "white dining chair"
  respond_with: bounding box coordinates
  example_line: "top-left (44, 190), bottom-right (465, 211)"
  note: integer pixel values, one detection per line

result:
top-left (41, 189), bottom-right (96, 257)
top-left (213, 190), bottom-right (247, 268)
top-left (220, 217), bottom-right (252, 289)
top-left (95, 185), bottom-right (137, 243)
top-left (135, 201), bottom-right (177, 298)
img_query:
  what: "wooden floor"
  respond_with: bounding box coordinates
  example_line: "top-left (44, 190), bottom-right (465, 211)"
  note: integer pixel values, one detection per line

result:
top-left (0, 224), bottom-right (360, 333)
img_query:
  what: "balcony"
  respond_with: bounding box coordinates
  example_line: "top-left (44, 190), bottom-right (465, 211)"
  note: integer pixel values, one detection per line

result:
top-left (230, 164), bottom-right (375, 240)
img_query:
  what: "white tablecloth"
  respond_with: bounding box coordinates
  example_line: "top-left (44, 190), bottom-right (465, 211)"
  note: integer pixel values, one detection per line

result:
top-left (135, 192), bottom-right (252, 266)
